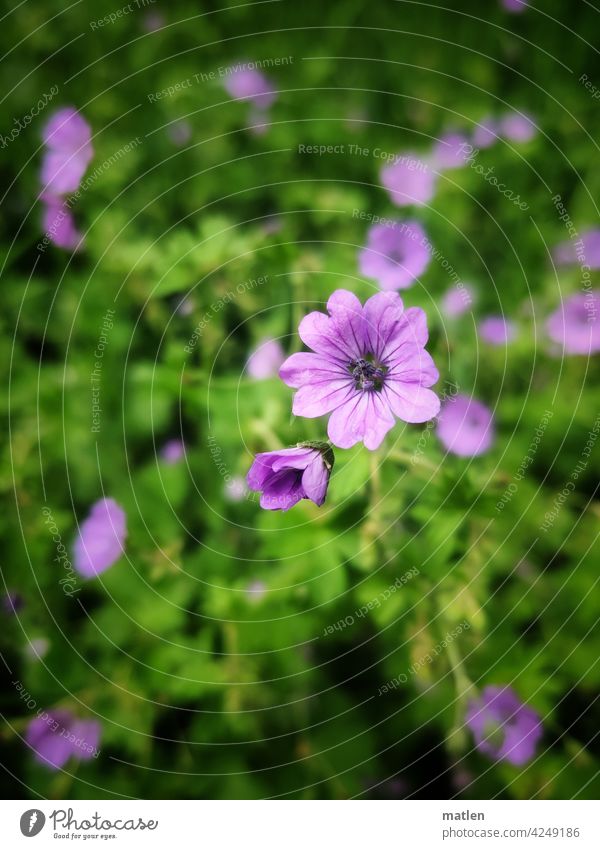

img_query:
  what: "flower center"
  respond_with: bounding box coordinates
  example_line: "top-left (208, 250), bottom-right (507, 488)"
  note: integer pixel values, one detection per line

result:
top-left (349, 356), bottom-right (388, 391)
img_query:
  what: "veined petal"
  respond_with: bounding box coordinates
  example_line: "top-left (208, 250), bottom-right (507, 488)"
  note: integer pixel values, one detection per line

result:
top-left (362, 291), bottom-right (405, 360)
top-left (301, 456), bottom-right (329, 505)
top-left (384, 383), bottom-right (440, 423)
top-left (279, 351), bottom-right (346, 388)
top-left (363, 392), bottom-right (396, 450)
top-left (292, 380), bottom-right (354, 418)
top-left (326, 289), bottom-right (365, 358)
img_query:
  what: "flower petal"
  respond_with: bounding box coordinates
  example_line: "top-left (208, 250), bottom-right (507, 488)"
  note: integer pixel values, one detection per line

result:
top-left (292, 380), bottom-right (354, 418)
top-left (279, 352), bottom-right (346, 388)
top-left (298, 311), bottom-right (355, 363)
top-left (384, 383), bottom-right (440, 423)
top-left (362, 291), bottom-right (405, 360)
top-left (301, 456), bottom-right (329, 505)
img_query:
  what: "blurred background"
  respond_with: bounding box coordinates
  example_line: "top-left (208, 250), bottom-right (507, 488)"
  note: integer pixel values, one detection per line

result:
top-left (1, 0), bottom-right (599, 799)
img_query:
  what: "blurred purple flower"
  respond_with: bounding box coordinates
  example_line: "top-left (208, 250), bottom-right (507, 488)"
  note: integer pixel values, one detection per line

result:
top-left (553, 229), bottom-right (600, 269)
top-left (437, 394), bottom-right (494, 456)
top-left (225, 476), bottom-right (248, 502)
top-left (431, 133), bottom-right (471, 169)
top-left (500, 111), bottom-right (537, 142)
top-left (41, 148), bottom-right (92, 197)
top-left (546, 291), bottom-right (600, 355)
top-left (280, 290), bottom-right (440, 450)
top-left (41, 199), bottom-right (82, 251)
top-left (247, 443), bottom-right (334, 511)
top-left (358, 221), bottom-right (430, 291)
top-left (246, 579), bottom-right (267, 601)
top-left (380, 153), bottom-right (437, 207)
top-left (161, 439), bottom-right (185, 464)
top-left (472, 118), bottom-right (499, 149)
top-left (223, 67), bottom-right (277, 109)
top-left (41, 108), bottom-right (93, 197)
top-left (73, 498), bottom-right (127, 578)
top-left (466, 686), bottom-right (542, 766)
top-left (142, 11), bottom-right (166, 32)
top-left (167, 119), bottom-right (192, 146)
top-left (25, 638), bottom-right (49, 661)
top-left (247, 338), bottom-right (285, 379)
top-left (26, 710), bottom-right (101, 770)
top-left (501, 0), bottom-right (529, 11)
top-left (2, 591), bottom-right (23, 615)
top-left (479, 316), bottom-right (517, 345)
top-left (442, 284), bottom-right (475, 317)
top-left (42, 107), bottom-right (92, 153)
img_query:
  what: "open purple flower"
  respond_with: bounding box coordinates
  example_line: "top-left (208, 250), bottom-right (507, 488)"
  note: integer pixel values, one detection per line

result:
top-left (431, 133), bottom-right (471, 170)
top-left (223, 67), bottom-right (277, 109)
top-left (553, 229), bottom-right (600, 270)
top-left (546, 291), bottom-right (600, 355)
top-left (26, 710), bottom-right (100, 770)
top-left (380, 153), bottom-right (437, 207)
top-left (247, 443), bottom-right (334, 511)
top-left (73, 498), bottom-right (126, 578)
top-left (499, 110), bottom-right (536, 143)
top-left (479, 316), bottom-right (517, 345)
top-left (442, 284), bottom-right (475, 317)
top-left (437, 393), bottom-right (494, 456)
top-left (358, 221), bottom-right (430, 290)
top-left (246, 338), bottom-right (285, 379)
top-left (280, 290), bottom-right (440, 450)
top-left (466, 686), bottom-right (542, 766)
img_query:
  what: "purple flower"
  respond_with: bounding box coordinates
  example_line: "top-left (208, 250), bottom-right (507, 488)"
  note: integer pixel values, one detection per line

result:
top-left (466, 686), bottom-right (542, 766)
top-left (358, 221), bottom-right (431, 291)
top-left (280, 290), bottom-right (440, 450)
top-left (437, 393), bottom-right (494, 456)
top-left (167, 119), bottom-right (192, 146)
top-left (41, 199), bottom-right (82, 251)
top-left (431, 133), bottom-right (471, 170)
top-left (499, 111), bottom-right (537, 143)
top-left (473, 117), bottom-right (499, 149)
top-left (142, 11), bottom-right (166, 32)
top-left (41, 108), bottom-right (93, 198)
top-left (553, 229), bottom-right (600, 270)
top-left (73, 498), bottom-right (127, 578)
top-left (2, 591), bottom-right (23, 615)
top-left (223, 67), bottom-right (277, 109)
top-left (246, 338), bottom-right (285, 379)
top-left (161, 439), bottom-right (185, 464)
top-left (442, 284), bottom-right (475, 317)
top-left (247, 443), bottom-right (334, 511)
top-left (380, 153), bottom-right (437, 207)
top-left (501, 0), bottom-right (529, 11)
top-left (546, 291), bottom-right (600, 355)
top-left (42, 107), bottom-right (92, 153)
top-left (41, 149), bottom-right (92, 197)
top-left (479, 316), bottom-right (517, 345)
top-left (26, 710), bottom-right (101, 770)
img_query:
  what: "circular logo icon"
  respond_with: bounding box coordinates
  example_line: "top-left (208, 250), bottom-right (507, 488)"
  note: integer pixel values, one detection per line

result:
top-left (20, 810), bottom-right (46, 837)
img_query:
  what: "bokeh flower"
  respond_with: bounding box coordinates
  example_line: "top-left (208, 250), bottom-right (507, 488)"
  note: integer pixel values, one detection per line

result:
top-left (546, 291), bottom-right (600, 355)
top-left (167, 119), bottom-right (192, 146)
top-left (2, 591), bottom-right (23, 615)
top-left (479, 316), bottom-right (517, 345)
top-left (246, 579), bottom-right (267, 601)
top-left (553, 229), bottom-right (600, 270)
top-left (25, 638), bottom-right (50, 661)
top-left (73, 498), bottom-right (127, 578)
top-left (247, 338), bottom-right (285, 379)
top-left (41, 199), bottom-right (81, 251)
top-left (501, 0), bottom-right (529, 12)
top-left (442, 284), bottom-right (475, 317)
top-left (380, 153), bottom-right (437, 206)
top-left (466, 685), bottom-right (542, 766)
top-left (280, 290), bottom-right (440, 450)
top-left (223, 67), bottom-right (277, 109)
top-left (247, 443), bottom-right (334, 511)
top-left (472, 117), bottom-right (498, 149)
top-left (161, 439), bottom-right (185, 464)
top-left (431, 132), bottom-right (471, 169)
top-left (225, 476), bottom-right (248, 501)
top-left (499, 110), bottom-right (536, 142)
top-left (26, 710), bottom-right (100, 770)
top-left (358, 221), bottom-right (430, 290)
top-left (42, 107), bottom-right (92, 154)
top-left (437, 393), bottom-right (494, 456)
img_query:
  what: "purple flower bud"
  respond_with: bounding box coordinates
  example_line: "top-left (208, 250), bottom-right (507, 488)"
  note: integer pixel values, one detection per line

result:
top-left (380, 153), bottom-right (437, 207)
top-left (358, 221), bottom-right (431, 291)
top-left (246, 338), bottom-right (285, 379)
top-left (73, 498), bottom-right (127, 578)
top-left (546, 291), bottom-right (600, 355)
top-left (466, 685), bottom-right (542, 766)
top-left (247, 443), bottom-right (334, 511)
top-left (26, 710), bottom-right (101, 770)
top-left (479, 316), bottom-right (517, 345)
top-left (437, 394), bottom-right (495, 457)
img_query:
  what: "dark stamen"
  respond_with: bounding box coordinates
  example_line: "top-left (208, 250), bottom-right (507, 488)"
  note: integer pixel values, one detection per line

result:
top-left (349, 357), bottom-right (387, 391)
